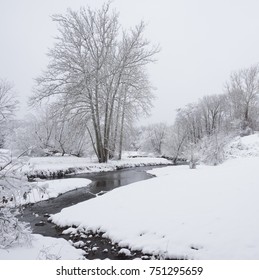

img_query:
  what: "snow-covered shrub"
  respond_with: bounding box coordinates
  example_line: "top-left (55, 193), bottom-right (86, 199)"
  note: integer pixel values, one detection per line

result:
top-left (240, 120), bottom-right (253, 137)
top-left (184, 143), bottom-right (199, 169)
top-left (0, 154), bottom-right (32, 204)
top-left (196, 133), bottom-right (231, 165)
top-left (0, 151), bottom-right (33, 249)
top-left (0, 208), bottom-right (31, 249)
top-left (37, 245), bottom-right (61, 260)
top-left (183, 133), bottom-right (236, 167)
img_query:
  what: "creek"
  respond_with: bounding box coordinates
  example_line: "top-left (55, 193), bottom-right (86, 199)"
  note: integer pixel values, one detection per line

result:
top-left (20, 165), bottom-right (170, 259)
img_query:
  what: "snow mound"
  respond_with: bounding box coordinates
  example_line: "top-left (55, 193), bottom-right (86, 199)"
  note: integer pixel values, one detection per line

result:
top-left (224, 133), bottom-right (259, 159)
top-left (118, 248), bottom-right (132, 256)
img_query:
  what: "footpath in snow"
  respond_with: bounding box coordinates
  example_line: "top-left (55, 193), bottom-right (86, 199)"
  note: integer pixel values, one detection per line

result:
top-left (50, 134), bottom-right (259, 259)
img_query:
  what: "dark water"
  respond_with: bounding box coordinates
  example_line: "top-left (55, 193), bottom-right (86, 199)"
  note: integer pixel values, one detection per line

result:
top-left (21, 166), bottom-right (155, 232)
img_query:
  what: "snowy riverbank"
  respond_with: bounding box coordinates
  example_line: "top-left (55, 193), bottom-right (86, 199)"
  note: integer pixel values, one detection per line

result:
top-left (49, 134), bottom-right (259, 259)
top-left (23, 156), bottom-right (172, 178)
top-left (22, 178), bottom-right (92, 205)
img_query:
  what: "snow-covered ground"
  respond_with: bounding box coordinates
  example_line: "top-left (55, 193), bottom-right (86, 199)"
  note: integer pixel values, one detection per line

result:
top-left (49, 134), bottom-right (259, 259)
top-left (0, 234), bottom-right (85, 260)
top-left (22, 178), bottom-right (92, 204)
top-left (23, 156), bottom-right (171, 178)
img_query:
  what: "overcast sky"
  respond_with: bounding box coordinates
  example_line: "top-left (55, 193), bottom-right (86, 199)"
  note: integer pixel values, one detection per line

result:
top-left (1, 0), bottom-right (259, 124)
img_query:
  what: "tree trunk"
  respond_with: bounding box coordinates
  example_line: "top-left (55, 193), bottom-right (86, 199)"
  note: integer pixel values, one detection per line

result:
top-left (118, 92), bottom-right (127, 160)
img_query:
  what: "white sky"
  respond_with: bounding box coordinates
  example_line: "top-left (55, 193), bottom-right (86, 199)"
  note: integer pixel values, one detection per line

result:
top-left (1, 0), bottom-right (259, 124)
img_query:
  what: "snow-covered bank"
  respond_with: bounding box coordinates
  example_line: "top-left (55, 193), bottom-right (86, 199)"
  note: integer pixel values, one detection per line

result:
top-left (0, 234), bottom-right (85, 260)
top-left (225, 133), bottom-right (259, 159)
top-left (22, 178), bottom-right (92, 204)
top-left (50, 135), bottom-right (259, 260)
top-left (23, 156), bottom-right (171, 178)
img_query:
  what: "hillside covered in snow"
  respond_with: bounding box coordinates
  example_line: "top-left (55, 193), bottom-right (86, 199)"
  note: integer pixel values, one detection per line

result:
top-left (224, 133), bottom-right (259, 159)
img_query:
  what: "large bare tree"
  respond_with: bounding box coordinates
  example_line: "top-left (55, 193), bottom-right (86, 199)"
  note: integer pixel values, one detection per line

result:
top-left (31, 3), bottom-right (158, 162)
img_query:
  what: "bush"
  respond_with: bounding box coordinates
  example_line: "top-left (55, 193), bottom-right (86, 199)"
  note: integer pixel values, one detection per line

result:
top-left (0, 151), bottom-right (33, 249)
top-left (0, 208), bottom-right (31, 249)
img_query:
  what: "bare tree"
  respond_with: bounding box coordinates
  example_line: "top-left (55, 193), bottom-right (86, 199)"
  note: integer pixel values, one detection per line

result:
top-left (7, 107), bottom-right (93, 157)
top-left (164, 123), bottom-right (188, 163)
top-left (225, 64), bottom-right (259, 134)
top-left (199, 94), bottom-right (225, 136)
top-left (31, 3), bottom-right (158, 162)
top-left (0, 79), bottom-right (18, 124)
top-left (0, 79), bottom-right (18, 147)
top-left (171, 96), bottom-right (230, 166)
top-left (143, 123), bottom-right (167, 155)
top-left (174, 104), bottom-right (203, 145)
